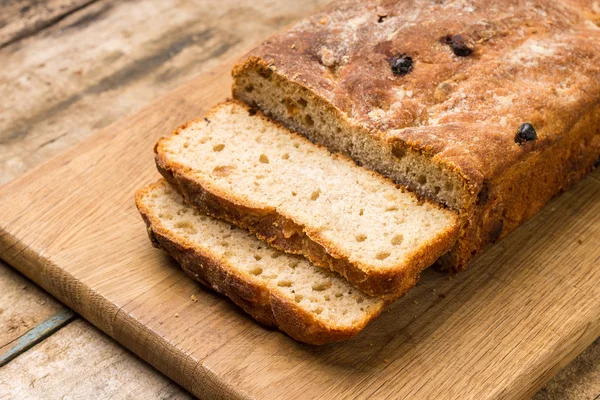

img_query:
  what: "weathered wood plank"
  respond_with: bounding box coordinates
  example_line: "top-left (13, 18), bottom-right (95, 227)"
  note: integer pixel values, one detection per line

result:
top-left (0, 0), bottom-right (96, 48)
top-left (0, 0), bottom-right (330, 185)
top-left (0, 308), bottom-right (75, 367)
top-left (0, 319), bottom-right (192, 399)
top-left (0, 262), bottom-right (72, 365)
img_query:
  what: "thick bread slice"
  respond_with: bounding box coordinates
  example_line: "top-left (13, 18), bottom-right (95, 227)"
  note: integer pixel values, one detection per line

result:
top-left (155, 101), bottom-right (459, 298)
top-left (136, 180), bottom-right (385, 345)
top-left (232, 0), bottom-right (600, 270)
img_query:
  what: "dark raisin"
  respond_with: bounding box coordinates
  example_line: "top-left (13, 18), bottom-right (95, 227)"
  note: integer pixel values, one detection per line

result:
top-left (204, 117), bottom-right (211, 125)
top-left (442, 34), bottom-right (473, 57)
top-left (248, 106), bottom-right (258, 116)
top-left (477, 180), bottom-right (490, 205)
top-left (515, 123), bottom-right (537, 144)
top-left (377, 14), bottom-right (387, 23)
top-left (391, 54), bottom-right (413, 76)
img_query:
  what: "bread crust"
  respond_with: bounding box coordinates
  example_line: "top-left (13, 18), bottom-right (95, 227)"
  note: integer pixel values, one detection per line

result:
top-left (155, 102), bottom-right (459, 299)
top-left (232, 0), bottom-right (600, 270)
top-left (136, 181), bottom-right (385, 345)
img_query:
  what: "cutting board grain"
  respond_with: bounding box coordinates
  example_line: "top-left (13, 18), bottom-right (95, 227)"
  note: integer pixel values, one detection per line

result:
top-left (0, 63), bottom-right (599, 400)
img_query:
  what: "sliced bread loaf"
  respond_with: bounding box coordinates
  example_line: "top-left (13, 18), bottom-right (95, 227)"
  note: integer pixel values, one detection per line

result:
top-left (136, 180), bottom-right (385, 344)
top-left (231, 0), bottom-right (600, 270)
top-left (155, 101), bottom-right (459, 298)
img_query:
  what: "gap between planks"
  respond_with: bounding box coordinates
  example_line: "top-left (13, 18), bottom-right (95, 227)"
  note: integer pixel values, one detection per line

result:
top-left (0, 309), bottom-right (76, 367)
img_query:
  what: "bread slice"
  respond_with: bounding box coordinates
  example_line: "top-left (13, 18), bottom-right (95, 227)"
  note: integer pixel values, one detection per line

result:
top-left (155, 101), bottom-right (459, 298)
top-left (136, 180), bottom-right (385, 344)
top-left (232, 0), bottom-right (600, 270)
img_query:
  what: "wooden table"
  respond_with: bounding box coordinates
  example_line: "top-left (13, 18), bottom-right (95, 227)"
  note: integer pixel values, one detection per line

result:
top-left (0, 1), bottom-right (598, 398)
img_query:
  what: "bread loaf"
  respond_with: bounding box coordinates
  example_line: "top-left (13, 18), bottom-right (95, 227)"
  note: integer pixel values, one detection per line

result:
top-left (155, 101), bottom-right (459, 298)
top-left (232, 0), bottom-right (600, 269)
top-left (136, 180), bottom-right (386, 344)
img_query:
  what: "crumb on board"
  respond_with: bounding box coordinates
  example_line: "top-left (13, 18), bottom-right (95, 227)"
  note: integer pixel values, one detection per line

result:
top-left (174, 313), bottom-right (180, 318)
top-left (191, 294), bottom-right (198, 302)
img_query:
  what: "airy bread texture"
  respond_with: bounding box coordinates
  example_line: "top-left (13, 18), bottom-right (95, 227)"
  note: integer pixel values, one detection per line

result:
top-left (136, 180), bottom-right (385, 345)
top-left (232, 0), bottom-right (600, 270)
top-left (155, 101), bottom-right (459, 298)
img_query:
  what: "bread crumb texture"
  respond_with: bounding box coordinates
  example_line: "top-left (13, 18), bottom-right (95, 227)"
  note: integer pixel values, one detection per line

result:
top-left (158, 102), bottom-right (458, 273)
top-left (137, 180), bottom-right (385, 333)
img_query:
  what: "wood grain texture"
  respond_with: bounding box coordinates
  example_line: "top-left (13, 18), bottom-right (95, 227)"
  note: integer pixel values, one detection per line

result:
top-left (0, 0), bottom-right (330, 185)
top-left (0, 0), bottom-right (96, 48)
top-left (0, 261), bottom-right (70, 365)
top-left (0, 308), bottom-right (75, 367)
top-left (0, 319), bottom-right (192, 400)
top-left (0, 62), bottom-right (598, 399)
top-left (533, 338), bottom-right (600, 400)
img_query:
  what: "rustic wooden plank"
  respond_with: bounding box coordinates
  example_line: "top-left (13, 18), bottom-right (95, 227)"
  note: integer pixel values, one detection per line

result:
top-left (0, 61), bottom-right (598, 399)
top-left (0, 0), bottom-right (93, 369)
top-left (0, 261), bottom-right (72, 365)
top-left (0, 319), bottom-right (192, 399)
top-left (0, 0), bottom-right (96, 48)
top-left (0, 308), bottom-right (75, 367)
top-left (0, 0), bottom-right (330, 185)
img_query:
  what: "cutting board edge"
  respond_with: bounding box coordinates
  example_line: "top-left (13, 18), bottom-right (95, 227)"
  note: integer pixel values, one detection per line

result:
top-left (0, 224), bottom-right (120, 337)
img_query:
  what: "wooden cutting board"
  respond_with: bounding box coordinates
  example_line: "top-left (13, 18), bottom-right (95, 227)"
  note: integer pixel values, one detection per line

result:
top-left (0, 63), bottom-right (599, 400)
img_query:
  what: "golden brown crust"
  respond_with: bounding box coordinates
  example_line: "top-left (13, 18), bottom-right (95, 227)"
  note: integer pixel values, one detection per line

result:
top-left (135, 181), bottom-right (385, 345)
top-left (438, 103), bottom-right (600, 269)
top-left (232, 0), bottom-right (600, 269)
top-left (154, 102), bottom-right (459, 298)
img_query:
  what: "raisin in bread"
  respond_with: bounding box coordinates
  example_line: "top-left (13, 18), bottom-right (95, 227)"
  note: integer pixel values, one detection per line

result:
top-left (136, 180), bottom-right (386, 345)
top-left (232, 0), bottom-right (600, 270)
top-left (155, 101), bottom-right (459, 298)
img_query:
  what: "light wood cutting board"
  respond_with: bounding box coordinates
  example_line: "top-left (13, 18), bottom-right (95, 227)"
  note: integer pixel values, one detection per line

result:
top-left (0, 63), bottom-right (599, 400)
